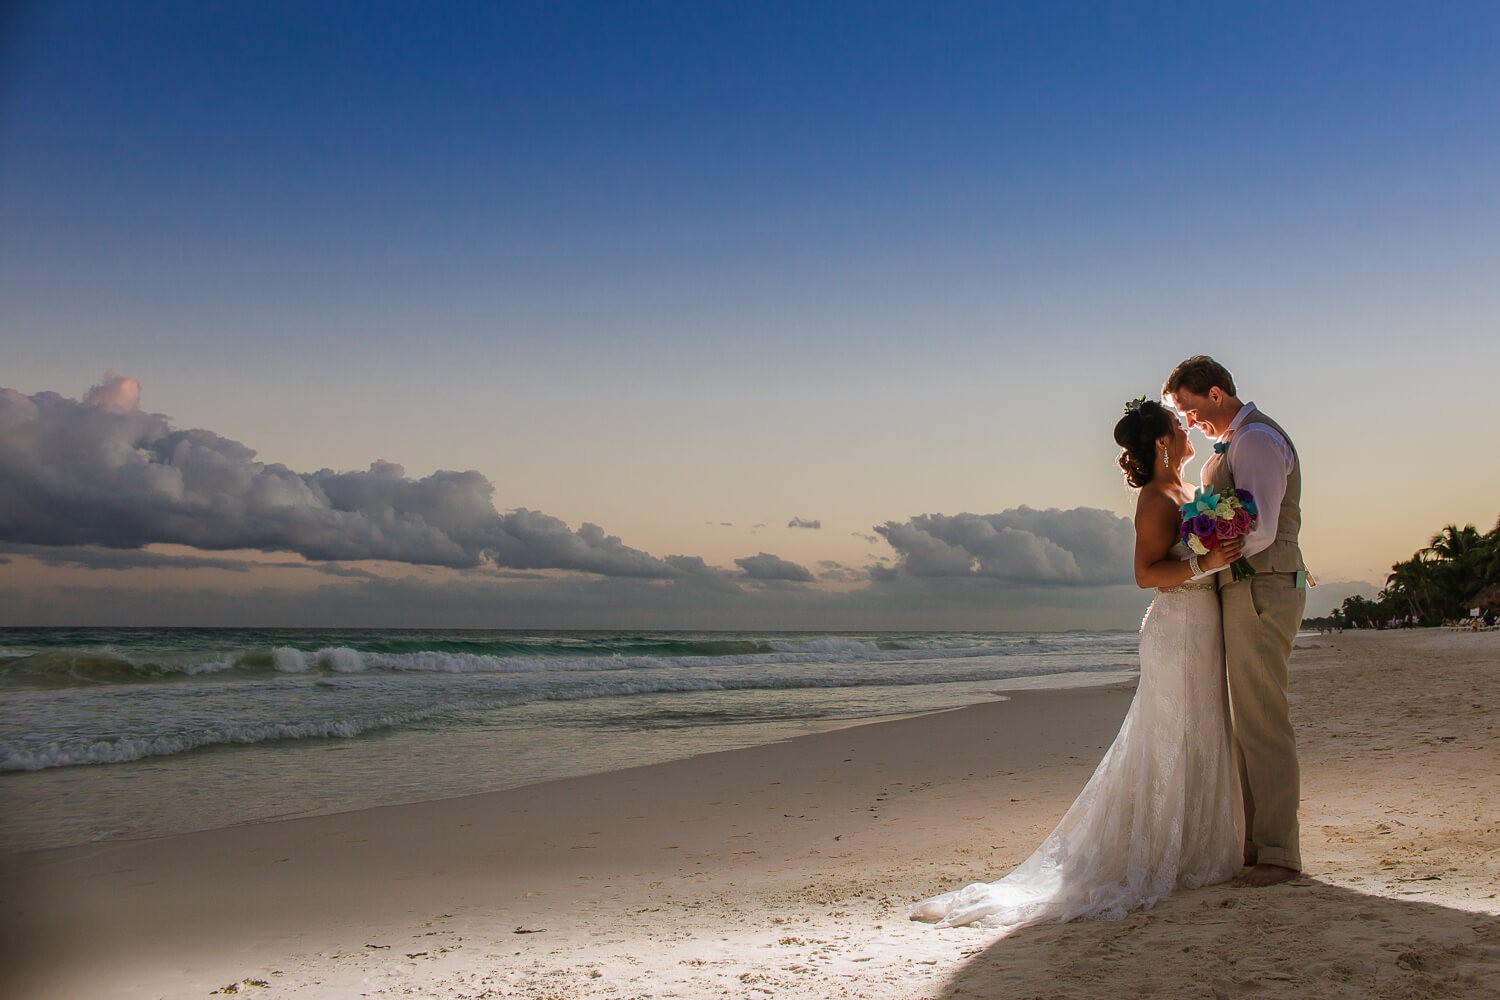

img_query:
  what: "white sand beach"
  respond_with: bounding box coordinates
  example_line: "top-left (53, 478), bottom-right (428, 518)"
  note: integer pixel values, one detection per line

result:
top-left (3, 628), bottom-right (1497, 999)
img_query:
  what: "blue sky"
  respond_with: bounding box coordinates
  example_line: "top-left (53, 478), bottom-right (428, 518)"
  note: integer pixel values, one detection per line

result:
top-left (3, 2), bottom-right (1498, 627)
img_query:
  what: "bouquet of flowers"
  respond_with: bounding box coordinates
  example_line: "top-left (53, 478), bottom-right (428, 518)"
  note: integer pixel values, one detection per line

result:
top-left (1180, 486), bottom-right (1258, 581)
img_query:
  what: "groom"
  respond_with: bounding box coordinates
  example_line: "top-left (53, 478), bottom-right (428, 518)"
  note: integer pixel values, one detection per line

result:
top-left (1164, 356), bottom-right (1306, 889)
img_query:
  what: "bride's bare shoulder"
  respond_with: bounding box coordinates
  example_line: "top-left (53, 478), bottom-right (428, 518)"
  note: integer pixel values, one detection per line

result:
top-left (1133, 483), bottom-right (1176, 519)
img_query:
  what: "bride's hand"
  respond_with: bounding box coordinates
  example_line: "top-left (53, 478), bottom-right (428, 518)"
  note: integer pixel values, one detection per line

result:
top-left (1202, 538), bottom-right (1243, 570)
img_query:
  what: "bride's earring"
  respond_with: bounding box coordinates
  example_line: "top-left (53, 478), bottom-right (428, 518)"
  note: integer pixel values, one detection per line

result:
top-left (1161, 446), bottom-right (1169, 469)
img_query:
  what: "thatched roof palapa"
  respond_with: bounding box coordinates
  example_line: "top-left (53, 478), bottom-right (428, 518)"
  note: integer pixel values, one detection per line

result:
top-left (1467, 583), bottom-right (1500, 612)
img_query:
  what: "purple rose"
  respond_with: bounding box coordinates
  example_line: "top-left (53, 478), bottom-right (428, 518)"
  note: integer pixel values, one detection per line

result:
top-left (1192, 513), bottom-right (1216, 537)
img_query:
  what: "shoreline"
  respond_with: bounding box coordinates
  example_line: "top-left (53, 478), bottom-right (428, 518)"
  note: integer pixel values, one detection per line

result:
top-left (0, 665), bottom-right (1137, 856)
top-left (3, 629), bottom-right (1496, 998)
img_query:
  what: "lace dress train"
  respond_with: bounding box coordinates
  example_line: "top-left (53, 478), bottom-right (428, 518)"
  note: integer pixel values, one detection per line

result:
top-left (908, 576), bottom-right (1243, 931)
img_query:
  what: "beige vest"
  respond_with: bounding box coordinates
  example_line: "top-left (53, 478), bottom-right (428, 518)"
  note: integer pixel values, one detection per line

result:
top-left (1203, 408), bottom-right (1304, 575)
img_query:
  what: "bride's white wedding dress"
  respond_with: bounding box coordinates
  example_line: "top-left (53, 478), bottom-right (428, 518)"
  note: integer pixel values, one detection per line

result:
top-left (909, 554), bottom-right (1243, 931)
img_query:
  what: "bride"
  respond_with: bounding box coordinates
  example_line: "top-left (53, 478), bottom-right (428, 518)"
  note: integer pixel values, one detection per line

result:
top-left (908, 398), bottom-right (1245, 930)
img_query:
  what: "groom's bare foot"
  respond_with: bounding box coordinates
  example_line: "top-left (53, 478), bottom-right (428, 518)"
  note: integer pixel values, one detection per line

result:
top-left (1233, 864), bottom-right (1299, 888)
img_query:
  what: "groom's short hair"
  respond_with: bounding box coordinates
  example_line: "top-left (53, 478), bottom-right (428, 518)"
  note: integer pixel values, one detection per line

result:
top-left (1164, 355), bottom-right (1237, 398)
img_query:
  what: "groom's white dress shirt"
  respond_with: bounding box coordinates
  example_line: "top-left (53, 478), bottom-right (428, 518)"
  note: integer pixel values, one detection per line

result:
top-left (1218, 402), bottom-right (1295, 561)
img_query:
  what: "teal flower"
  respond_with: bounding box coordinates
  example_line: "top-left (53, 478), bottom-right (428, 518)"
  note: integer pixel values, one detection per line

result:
top-left (1179, 488), bottom-right (1220, 517)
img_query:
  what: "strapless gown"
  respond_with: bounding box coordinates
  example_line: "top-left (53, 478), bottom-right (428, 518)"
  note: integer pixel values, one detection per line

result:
top-left (908, 570), bottom-right (1243, 930)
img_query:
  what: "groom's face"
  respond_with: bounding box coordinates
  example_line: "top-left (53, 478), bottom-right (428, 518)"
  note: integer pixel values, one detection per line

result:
top-left (1168, 387), bottom-right (1229, 438)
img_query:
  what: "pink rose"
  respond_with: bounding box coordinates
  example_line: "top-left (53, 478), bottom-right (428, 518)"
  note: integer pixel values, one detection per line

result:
top-left (1230, 507), bottom-right (1253, 536)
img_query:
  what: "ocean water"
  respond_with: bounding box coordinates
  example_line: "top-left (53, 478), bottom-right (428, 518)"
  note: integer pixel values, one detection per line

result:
top-left (0, 627), bottom-right (1139, 853)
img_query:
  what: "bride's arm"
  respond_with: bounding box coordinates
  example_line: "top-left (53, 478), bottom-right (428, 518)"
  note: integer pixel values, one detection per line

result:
top-left (1132, 489), bottom-right (1242, 589)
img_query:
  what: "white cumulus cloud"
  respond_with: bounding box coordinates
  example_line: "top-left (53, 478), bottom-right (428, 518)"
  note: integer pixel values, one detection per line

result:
top-left (873, 507), bottom-right (1135, 585)
top-left (0, 375), bottom-right (682, 578)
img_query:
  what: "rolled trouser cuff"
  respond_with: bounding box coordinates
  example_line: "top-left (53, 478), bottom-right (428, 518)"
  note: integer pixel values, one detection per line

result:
top-left (1252, 848), bottom-right (1300, 872)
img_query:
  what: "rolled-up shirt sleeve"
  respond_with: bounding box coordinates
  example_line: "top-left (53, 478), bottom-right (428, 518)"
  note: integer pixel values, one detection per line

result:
top-left (1227, 424), bottom-right (1293, 559)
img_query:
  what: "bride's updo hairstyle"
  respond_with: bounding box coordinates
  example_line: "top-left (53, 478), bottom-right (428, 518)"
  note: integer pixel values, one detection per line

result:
top-left (1113, 398), bottom-right (1175, 489)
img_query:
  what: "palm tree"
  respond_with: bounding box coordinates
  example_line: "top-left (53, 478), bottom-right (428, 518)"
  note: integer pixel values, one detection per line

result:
top-left (1421, 523), bottom-right (1487, 618)
top-left (1384, 558), bottom-right (1431, 622)
top-left (1481, 518), bottom-right (1500, 587)
top-left (1424, 523), bottom-right (1484, 566)
top-left (1335, 514), bottom-right (1500, 627)
top-left (1340, 594), bottom-right (1381, 628)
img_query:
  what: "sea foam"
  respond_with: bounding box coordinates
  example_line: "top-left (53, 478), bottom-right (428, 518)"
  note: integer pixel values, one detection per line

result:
top-left (1, 628), bottom-right (1139, 774)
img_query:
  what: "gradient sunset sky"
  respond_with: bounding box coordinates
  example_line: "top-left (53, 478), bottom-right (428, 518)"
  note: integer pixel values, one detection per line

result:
top-left (3, 2), bottom-right (1498, 628)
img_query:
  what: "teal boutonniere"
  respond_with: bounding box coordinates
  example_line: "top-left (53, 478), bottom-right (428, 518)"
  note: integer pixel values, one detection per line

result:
top-left (1213, 441), bottom-right (1229, 454)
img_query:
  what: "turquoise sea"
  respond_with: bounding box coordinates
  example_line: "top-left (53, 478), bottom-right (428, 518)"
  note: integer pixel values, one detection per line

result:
top-left (0, 627), bottom-right (1140, 853)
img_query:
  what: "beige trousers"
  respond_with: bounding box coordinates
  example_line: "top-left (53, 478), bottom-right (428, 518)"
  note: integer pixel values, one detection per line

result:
top-left (1220, 570), bottom-right (1305, 872)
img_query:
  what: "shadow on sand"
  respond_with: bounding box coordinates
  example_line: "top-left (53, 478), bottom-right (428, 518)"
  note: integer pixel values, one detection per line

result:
top-left (936, 878), bottom-right (1500, 999)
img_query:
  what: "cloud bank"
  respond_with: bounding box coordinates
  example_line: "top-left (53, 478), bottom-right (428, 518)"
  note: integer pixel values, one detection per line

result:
top-left (873, 507), bottom-right (1135, 585)
top-left (1, 377), bottom-right (1168, 628)
top-left (735, 551), bottom-right (816, 582)
top-left (0, 376), bottom-right (697, 578)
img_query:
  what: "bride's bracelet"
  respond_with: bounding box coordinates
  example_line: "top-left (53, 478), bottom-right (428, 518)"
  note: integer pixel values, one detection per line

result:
top-left (1187, 555), bottom-right (1205, 579)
